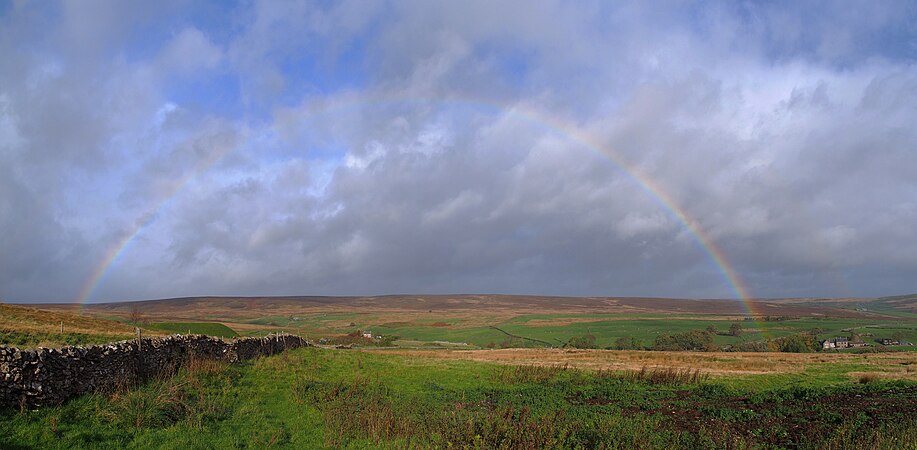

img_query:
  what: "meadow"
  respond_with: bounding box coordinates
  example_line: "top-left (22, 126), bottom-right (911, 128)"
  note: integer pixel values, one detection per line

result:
top-left (305, 313), bottom-right (917, 350)
top-left (0, 303), bottom-right (161, 348)
top-left (30, 295), bottom-right (916, 352)
top-left (143, 322), bottom-right (239, 338)
top-left (2, 347), bottom-right (915, 449)
top-left (3, 297), bottom-right (917, 448)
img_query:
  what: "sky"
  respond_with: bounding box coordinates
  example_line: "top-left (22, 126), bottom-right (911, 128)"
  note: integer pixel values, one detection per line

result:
top-left (1, 0), bottom-right (916, 304)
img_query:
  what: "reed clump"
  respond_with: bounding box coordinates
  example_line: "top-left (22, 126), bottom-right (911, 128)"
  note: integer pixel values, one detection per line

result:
top-left (598, 366), bottom-right (709, 385)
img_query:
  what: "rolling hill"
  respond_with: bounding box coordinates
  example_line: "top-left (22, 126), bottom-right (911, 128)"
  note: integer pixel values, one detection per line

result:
top-left (34, 294), bottom-right (899, 321)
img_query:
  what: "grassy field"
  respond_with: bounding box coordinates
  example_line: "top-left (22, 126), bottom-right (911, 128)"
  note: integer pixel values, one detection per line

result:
top-left (2, 347), bottom-right (915, 449)
top-left (226, 311), bottom-right (917, 351)
top-left (6, 298), bottom-right (915, 353)
top-left (0, 303), bottom-right (165, 348)
top-left (144, 322), bottom-right (239, 338)
top-left (4, 296), bottom-right (915, 448)
top-left (27, 295), bottom-right (916, 351)
top-left (372, 348), bottom-right (917, 388)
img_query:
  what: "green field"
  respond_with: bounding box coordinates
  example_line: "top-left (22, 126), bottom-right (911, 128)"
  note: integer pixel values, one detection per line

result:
top-left (145, 322), bottom-right (239, 338)
top-left (269, 312), bottom-right (917, 350)
top-left (2, 347), bottom-right (914, 449)
top-left (0, 330), bottom-right (136, 348)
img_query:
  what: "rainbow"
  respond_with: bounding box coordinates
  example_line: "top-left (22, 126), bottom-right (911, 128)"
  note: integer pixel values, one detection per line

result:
top-left (75, 136), bottom-right (236, 312)
top-left (76, 95), bottom-right (759, 320)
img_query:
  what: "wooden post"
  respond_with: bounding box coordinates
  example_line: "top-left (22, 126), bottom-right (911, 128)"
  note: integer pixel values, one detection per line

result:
top-left (135, 327), bottom-right (143, 382)
top-left (60, 321), bottom-right (63, 334)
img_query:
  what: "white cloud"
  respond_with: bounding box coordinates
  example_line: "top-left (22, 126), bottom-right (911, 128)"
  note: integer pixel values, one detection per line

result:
top-left (158, 28), bottom-right (222, 74)
top-left (3, 1), bottom-right (917, 302)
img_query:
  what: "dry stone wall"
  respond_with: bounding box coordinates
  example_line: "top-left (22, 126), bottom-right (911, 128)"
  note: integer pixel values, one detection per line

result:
top-left (0, 334), bottom-right (308, 409)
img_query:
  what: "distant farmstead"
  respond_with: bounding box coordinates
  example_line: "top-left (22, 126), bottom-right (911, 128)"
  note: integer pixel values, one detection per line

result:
top-left (878, 338), bottom-right (912, 346)
top-left (821, 336), bottom-right (869, 349)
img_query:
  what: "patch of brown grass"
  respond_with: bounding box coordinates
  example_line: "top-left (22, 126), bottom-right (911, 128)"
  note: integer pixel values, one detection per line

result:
top-left (493, 364), bottom-right (571, 384)
top-left (601, 366), bottom-right (709, 385)
top-left (857, 372), bottom-right (881, 384)
top-left (0, 303), bottom-right (135, 335)
top-left (373, 348), bottom-right (917, 379)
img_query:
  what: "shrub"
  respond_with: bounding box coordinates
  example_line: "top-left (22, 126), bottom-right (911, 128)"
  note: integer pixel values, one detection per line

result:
top-left (568, 334), bottom-right (597, 349)
top-left (776, 334), bottom-right (815, 353)
top-left (728, 323), bottom-right (743, 337)
top-left (858, 373), bottom-right (880, 384)
top-left (612, 336), bottom-right (642, 350)
top-left (653, 330), bottom-right (714, 351)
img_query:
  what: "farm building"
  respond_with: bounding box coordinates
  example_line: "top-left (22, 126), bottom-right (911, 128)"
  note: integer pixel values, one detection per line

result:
top-left (821, 336), bottom-right (870, 349)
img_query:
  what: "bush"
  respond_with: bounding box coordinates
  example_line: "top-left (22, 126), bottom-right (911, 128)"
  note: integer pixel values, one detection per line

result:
top-left (612, 336), bottom-right (642, 350)
top-left (728, 323), bottom-right (743, 337)
top-left (653, 330), bottom-right (714, 351)
top-left (858, 373), bottom-right (880, 384)
top-left (568, 334), bottom-right (597, 349)
top-left (776, 334), bottom-right (815, 353)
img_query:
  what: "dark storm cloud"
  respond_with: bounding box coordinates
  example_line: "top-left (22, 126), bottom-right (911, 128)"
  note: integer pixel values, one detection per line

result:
top-left (1, 1), bottom-right (915, 303)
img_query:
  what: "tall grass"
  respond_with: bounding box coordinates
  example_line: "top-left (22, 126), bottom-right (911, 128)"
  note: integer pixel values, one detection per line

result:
top-left (301, 375), bottom-right (647, 449)
top-left (598, 366), bottom-right (709, 385)
top-left (99, 356), bottom-right (231, 431)
top-left (858, 372), bottom-right (880, 384)
top-left (493, 363), bottom-right (571, 384)
top-left (816, 417), bottom-right (917, 450)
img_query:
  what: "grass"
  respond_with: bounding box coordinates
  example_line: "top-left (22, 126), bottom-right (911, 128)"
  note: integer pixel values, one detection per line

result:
top-left (144, 322), bottom-right (239, 338)
top-left (240, 310), bottom-right (917, 351)
top-left (2, 347), bottom-right (915, 449)
top-left (0, 303), bottom-right (161, 348)
top-left (0, 330), bottom-right (135, 348)
top-left (32, 297), bottom-right (916, 351)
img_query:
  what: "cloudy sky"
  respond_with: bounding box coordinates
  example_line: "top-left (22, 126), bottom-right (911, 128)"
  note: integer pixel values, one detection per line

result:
top-left (1, 0), bottom-right (916, 303)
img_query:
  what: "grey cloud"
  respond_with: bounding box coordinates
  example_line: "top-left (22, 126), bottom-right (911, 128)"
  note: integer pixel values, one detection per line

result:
top-left (157, 28), bottom-right (223, 75)
top-left (3, 1), bottom-right (916, 303)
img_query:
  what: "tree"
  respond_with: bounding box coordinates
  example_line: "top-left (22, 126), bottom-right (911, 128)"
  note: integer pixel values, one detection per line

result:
top-left (728, 323), bottom-right (743, 337)
top-left (653, 330), bottom-right (714, 351)
top-left (778, 334), bottom-right (814, 353)
top-left (613, 336), bottom-right (642, 350)
top-left (568, 334), bottom-right (597, 349)
top-left (128, 304), bottom-right (144, 324)
top-left (705, 325), bottom-right (718, 334)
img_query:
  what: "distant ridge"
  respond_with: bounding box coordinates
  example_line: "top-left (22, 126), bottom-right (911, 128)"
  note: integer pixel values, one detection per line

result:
top-left (29, 294), bottom-right (900, 320)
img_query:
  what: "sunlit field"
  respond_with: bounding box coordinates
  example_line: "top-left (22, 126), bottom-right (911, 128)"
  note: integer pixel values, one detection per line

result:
top-left (3, 347), bottom-right (915, 449)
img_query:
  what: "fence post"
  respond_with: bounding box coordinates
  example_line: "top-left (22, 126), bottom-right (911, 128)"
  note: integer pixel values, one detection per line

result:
top-left (135, 327), bottom-right (142, 382)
